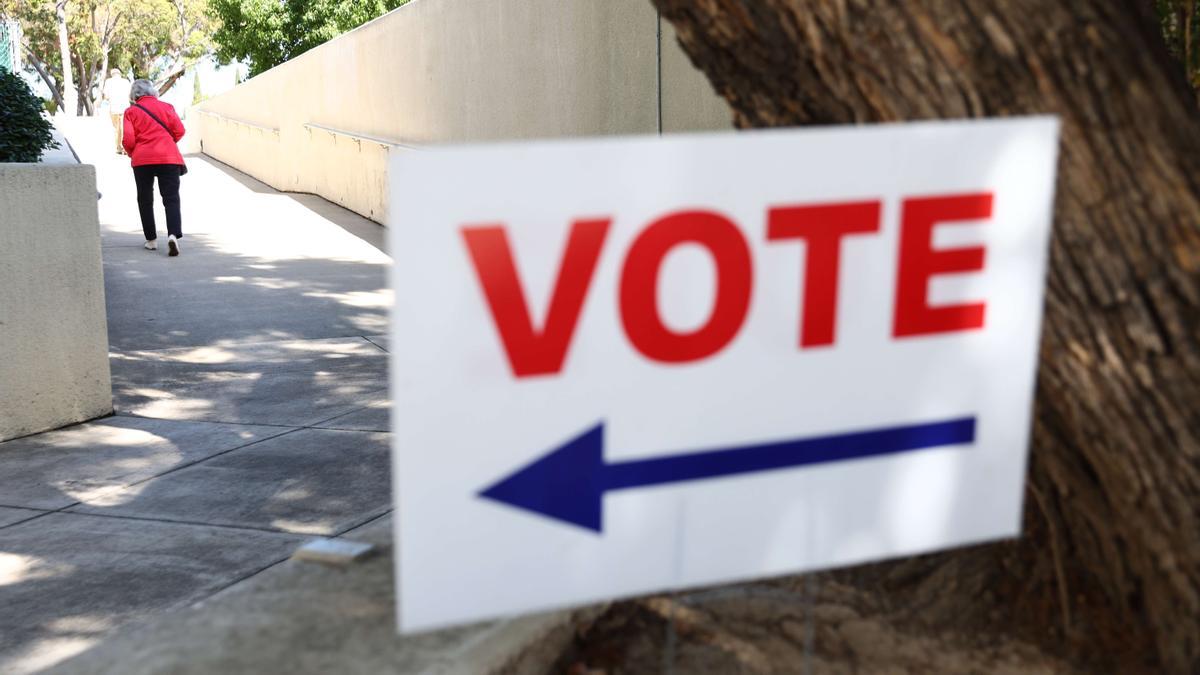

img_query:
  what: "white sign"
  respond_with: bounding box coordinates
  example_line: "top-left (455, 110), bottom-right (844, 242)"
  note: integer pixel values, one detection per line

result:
top-left (390, 118), bottom-right (1060, 632)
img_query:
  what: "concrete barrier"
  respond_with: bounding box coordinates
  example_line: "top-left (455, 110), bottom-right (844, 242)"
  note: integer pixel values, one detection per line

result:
top-left (0, 133), bottom-right (113, 442)
top-left (196, 0), bottom-right (732, 224)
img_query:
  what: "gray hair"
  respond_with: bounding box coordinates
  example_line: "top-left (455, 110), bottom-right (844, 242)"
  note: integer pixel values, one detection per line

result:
top-left (129, 79), bottom-right (158, 101)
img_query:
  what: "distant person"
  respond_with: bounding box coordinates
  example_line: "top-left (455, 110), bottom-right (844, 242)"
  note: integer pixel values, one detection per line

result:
top-left (123, 79), bottom-right (187, 257)
top-left (101, 69), bottom-right (131, 154)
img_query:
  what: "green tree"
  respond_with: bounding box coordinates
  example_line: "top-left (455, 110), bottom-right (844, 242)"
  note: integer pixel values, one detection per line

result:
top-left (2, 0), bottom-right (63, 108)
top-left (207, 0), bottom-right (407, 77)
top-left (1, 0), bottom-right (214, 114)
top-left (122, 0), bottom-right (215, 96)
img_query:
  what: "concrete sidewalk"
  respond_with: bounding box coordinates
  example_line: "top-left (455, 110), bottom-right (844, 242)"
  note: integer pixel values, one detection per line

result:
top-left (48, 514), bottom-right (591, 675)
top-left (0, 119), bottom-right (403, 672)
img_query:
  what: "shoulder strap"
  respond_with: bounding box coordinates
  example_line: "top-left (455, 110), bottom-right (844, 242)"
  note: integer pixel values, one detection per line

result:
top-left (133, 103), bottom-right (172, 135)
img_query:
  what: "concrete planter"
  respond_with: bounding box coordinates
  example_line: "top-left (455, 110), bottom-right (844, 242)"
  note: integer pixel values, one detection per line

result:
top-left (0, 130), bottom-right (113, 441)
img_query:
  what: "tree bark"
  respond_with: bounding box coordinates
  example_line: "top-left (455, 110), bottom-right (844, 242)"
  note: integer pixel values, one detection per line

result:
top-left (54, 0), bottom-right (75, 116)
top-left (155, 65), bottom-right (185, 96)
top-left (652, 0), bottom-right (1200, 670)
top-left (74, 52), bottom-right (93, 115)
top-left (98, 48), bottom-right (110, 108)
top-left (24, 46), bottom-right (65, 111)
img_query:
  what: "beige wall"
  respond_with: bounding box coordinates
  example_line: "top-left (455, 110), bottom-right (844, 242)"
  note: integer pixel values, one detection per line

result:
top-left (197, 0), bottom-right (731, 224)
top-left (661, 21), bottom-right (735, 133)
top-left (0, 156), bottom-right (113, 442)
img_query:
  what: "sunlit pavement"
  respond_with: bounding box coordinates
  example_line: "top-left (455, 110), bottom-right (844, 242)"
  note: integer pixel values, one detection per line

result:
top-left (0, 117), bottom-right (394, 673)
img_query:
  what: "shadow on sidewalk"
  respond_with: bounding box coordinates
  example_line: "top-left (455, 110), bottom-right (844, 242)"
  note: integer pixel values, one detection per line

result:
top-left (0, 132), bottom-right (398, 672)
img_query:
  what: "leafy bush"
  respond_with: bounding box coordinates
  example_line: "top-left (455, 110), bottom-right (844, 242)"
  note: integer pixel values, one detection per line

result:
top-left (210, 0), bottom-right (410, 76)
top-left (0, 70), bottom-right (58, 162)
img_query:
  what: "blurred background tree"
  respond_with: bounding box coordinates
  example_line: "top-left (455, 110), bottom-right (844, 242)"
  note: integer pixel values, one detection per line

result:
top-left (206, 0), bottom-right (409, 77)
top-left (1158, 0), bottom-right (1199, 95)
top-left (190, 64), bottom-right (202, 104)
top-left (1, 0), bottom-right (415, 112)
top-left (0, 0), bottom-right (213, 114)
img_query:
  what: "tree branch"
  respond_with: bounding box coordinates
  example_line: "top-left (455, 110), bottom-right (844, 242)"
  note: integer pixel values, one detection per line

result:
top-left (156, 66), bottom-right (186, 95)
top-left (24, 46), bottom-right (64, 110)
top-left (72, 52), bottom-right (94, 115)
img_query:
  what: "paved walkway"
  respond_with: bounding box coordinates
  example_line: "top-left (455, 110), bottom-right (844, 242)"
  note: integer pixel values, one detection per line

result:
top-left (0, 118), bottom-right (394, 674)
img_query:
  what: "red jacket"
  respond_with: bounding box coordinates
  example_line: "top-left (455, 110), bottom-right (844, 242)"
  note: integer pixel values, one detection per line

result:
top-left (122, 96), bottom-right (186, 167)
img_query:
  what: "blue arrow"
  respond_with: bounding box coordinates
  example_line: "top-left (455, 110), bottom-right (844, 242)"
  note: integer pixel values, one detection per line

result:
top-left (478, 416), bottom-right (976, 533)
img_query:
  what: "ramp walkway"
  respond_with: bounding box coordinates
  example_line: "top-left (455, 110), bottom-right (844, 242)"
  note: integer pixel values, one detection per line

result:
top-left (0, 120), bottom-right (399, 673)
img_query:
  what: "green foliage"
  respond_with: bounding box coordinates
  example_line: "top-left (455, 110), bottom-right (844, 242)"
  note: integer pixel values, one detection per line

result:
top-left (208, 0), bottom-right (408, 76)
top-left (1157, 0), bottom-right (1200, 91)
top-left (0, 69), bottom-right (57, 162)
top-left (1, 0), bottom-right (214, 112)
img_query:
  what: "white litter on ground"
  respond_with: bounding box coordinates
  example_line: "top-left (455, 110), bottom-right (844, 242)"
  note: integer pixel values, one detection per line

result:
top-left (292, 538), bottom-right (375, 566)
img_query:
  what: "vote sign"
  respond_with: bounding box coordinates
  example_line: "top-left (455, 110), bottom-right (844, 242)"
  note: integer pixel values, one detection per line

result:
top-left (390, 118), bottom-right (1060, 631)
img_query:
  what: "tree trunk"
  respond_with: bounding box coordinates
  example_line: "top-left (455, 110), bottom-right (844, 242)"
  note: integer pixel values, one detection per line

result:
top-left (156, 66), bottom-right (185, 97)
top-left (98, 48), bottom-right (110, 110)
top-left (54, 0), bottom-right (75, 116)
top-left (24, 47), bottom-right (65, 111)
top-left (652, 0), bottom-right (1200, 670)
top-left (96, 2), bottom-right (122, 112)
top-left (74, 53), bottom-right (93, 115)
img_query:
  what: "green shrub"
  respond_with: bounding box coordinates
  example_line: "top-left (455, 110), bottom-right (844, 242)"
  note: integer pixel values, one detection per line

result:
top-left (0, 70), bottom-right (58, 162)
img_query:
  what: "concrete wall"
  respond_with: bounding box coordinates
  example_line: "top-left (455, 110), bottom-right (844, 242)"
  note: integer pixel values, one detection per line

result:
top-left (0, 138), bottom-right (113, 442)
top-left (196, 0), bottom-right (732, 224)
top-left (661, 22), bottom-right (735, 132)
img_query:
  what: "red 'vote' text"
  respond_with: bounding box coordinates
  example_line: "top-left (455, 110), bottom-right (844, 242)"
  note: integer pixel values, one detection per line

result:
top-left (461, 192), bottom-right (993, 378)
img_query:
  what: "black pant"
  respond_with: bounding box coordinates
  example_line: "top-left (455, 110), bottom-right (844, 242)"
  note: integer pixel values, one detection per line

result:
top-left (133, 164), bottom-right (182, 240)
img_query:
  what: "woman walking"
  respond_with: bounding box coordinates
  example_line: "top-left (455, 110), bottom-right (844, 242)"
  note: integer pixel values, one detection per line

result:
top-left (122, 79), bottom-right (187, 256)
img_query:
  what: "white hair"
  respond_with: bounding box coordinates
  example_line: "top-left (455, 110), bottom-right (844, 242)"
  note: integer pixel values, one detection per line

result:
top-left (129, 79), bottom-right (158, 101)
